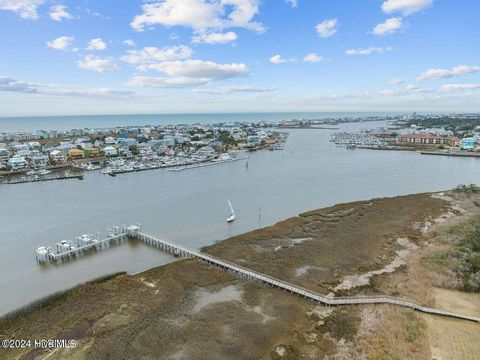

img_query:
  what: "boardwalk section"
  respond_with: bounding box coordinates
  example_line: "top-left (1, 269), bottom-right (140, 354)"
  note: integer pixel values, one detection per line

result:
top-left (136, 230), bottom-right (480, 323)
top-left (35, 225), bottom-right (480, 323)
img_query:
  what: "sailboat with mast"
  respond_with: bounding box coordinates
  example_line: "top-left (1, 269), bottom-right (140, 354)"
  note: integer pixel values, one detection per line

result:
top-left (226, 200), bottom-right (236, 223)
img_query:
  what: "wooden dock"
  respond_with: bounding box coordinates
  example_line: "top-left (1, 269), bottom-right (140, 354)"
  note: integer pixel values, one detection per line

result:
top-left (2, 174), bottom-right (84, 185)
top-left (167, 157), bottom-right (247, 172)
top-left (35, 226), bottom-right (480, 323)
top-left (420, 150), bottom-right (480, 158)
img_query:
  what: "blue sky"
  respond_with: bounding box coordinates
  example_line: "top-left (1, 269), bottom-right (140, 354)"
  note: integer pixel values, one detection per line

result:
top-left (0, 0), bottom-right (479, 116)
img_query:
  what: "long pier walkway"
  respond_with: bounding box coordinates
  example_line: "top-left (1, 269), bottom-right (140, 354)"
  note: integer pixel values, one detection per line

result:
top-left (136, 230), bottom-right (480, 323)
top-left (35, 225), bottom-right (480, 323)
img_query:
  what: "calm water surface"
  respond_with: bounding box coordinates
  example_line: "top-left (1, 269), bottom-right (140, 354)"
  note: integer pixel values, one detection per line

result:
top-left (0, 112), bottom-right (397, 132)
top-left (1, 121), bottom-right (479, 315)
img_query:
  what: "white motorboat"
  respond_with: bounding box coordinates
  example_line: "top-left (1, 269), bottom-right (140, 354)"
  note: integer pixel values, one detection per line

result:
top-left (38, 169), bottom-right (51, 176)
top-left (226, 200), bottom-right (236, 223)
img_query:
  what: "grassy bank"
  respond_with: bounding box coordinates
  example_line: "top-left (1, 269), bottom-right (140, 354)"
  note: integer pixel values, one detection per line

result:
top-left (1, 191), bottom-right (476, 359)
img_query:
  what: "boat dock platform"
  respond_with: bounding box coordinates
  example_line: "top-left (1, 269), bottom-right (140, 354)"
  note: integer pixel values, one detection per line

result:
top-left (2, 174), bottom-right (84, 185)
top-left (420, 150), bottom-right (480, 158)
top-left (168, 157), bottom-right (247, 171)
top-left (34, 225), bottom-right (480, 323)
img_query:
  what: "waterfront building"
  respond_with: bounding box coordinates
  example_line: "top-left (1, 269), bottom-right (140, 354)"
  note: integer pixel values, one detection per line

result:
top-left (105, 137), bottom-right (117, 145)
top-left (16, 149), bottom-right (32, 157)
top-left (119, 138), bottom-right (137, 148)
top-left (49, 150), bottom-right (67, 164)
top-left (84, 147), bottom-right (100, 158)
top-left (28, 142), bottom-right (42, 150)
top-left (0, 148), bottom-right (10, 164)
top-left (68, 149), bottom-right (85, 160)
top-left (397, 133), bottom-right (458, 146)
top-left (197, 145), bottom-right (215, 156)
top-left (103, 146), bottom-right (118, 157)
top-left (30, 154), bottom-right (49, 168)
top-left (55, 142), bottom-right (76, 155)
top-left (460, 137), bottom-right (475, 150)
top-left (8, 155), bottom-right (28, 170)
top-left (247, 135), bottom-right (261, 145)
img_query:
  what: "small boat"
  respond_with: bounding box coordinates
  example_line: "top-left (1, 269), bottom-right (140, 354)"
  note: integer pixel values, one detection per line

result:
top-left (226, 200), bottom-right (236, 223)
top-left (26, 170), bottom-right (37, 176)
top-left (38, 169), bottom-right (51, 176)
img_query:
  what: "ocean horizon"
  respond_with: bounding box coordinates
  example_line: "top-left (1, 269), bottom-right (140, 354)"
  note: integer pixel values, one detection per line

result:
top-left (0, 111), bottom-right (408, 132)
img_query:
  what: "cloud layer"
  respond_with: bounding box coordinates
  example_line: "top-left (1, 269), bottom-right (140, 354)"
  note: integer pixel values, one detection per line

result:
top-left (381, 0), bottom-right (433, 15)
top-left (372, 17), bottom-right (402, 36)
top-left (77, 55), bottom-right (119, 73)
top-left (0, 0), bottom-right (45, 19)
top-left (316, 18), bottom-right (337, 38)
top-left (130, 0), bottom-right (264, 34)
top-left (0, 76), bottom-right (134, 97)
top-left (128, 60), bottom-right (248, 88)
top-left (417, 65), bottom-right (480, 81)
top-left (346, 47), bottom-right (393, 56)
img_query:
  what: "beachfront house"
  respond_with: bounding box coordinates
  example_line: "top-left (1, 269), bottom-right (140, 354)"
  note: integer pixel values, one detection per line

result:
top-left (105, 137), bottom-right (117, 145)
top-left (68, 149), bottom-right (84, 160)
top-left (8, 155), bottom-right (28, 170)
top-left (197, 145), bottom-right (215, 157)
top-left (460, 137), bottom-right (475, 150)
top-left (103, 146), bottom-right (118, 157)
top-left (30, 154), bottom-right (49, 168)
top-left (49, 150), bottom-right (66, 164)
top-left (0, 148), bottom-right (10, 165)
top-left (119, 138), bottom-right (137, 148)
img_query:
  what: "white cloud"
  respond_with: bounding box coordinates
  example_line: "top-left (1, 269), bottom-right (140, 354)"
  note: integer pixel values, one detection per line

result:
top-left (405, 83), bottom-right (430, 93)
top-left (270, 54), bottom-right (295, 64)
top-left (130, 0), bottom-right (264, 34)
top-left (381, 89), bottom-right (397, 96)
top-left (191, 31), bottom-right (238, 44)
top-left (417, 65), bottom-right (480, 81)
top-left (128, 59), bottom-right (248, 88)
top-left (303, 53), bottom-right (324, 63)
top-left (87, 38), bottom-right (107, 51)
top-left (128, 76), bottom-right (207, 88)
top-left (121, 45), bottom-right (193, 65)
top-left (345, 47), bottom-right (393, 56)
top-left (316, 18), bottom-right (337, 38)
top-left (388, 78), bottom-right (403, 85)
top-left (372, 17), bottom-right (402, 36)
top-left (0, 0), bottom-right (45, 19)
top-left (123, 39), bottom-right (136, 47)
top-left (49, 5), bottom-right (72, 21)
top-left (138, 59), bottom-right (247, 78)
top-left (286, 0), bottom-right (297, 8)
top-left (77, 55), bottom-right (119, 73)
top-left (440, 83), bottom-right (480, 92)
top-left (194, 85), bottom-right (277, 94)
top-left (382, 0), bottom-right (433, 16)
top-left (0, 76), bottom-right (134, 97)
top-left (46, 36), bottom-right (74, 51)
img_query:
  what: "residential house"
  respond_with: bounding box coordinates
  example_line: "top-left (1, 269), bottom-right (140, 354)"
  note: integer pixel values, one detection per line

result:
top-left (49, 150), bottom-right (66, 164)
top-left (103, 146), bottom-right (118, 157)
top-left (8, 155), bottom-right (28, 170)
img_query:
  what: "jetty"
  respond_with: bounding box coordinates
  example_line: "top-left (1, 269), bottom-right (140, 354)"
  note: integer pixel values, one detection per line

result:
top-left (35, 225), bottom-right (480, 323)
top-left (420, 150), bottom-right (480, 158)
top-left (2, 174), bottom-right (83, 185)
top-left (168, 157), bottom-right (247, 171)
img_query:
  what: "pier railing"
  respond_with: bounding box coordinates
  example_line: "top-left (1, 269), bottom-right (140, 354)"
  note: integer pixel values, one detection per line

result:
top-left (35, 226), bottom-right (480, 323)
top-left (136, 231), bottom-right (480, 323)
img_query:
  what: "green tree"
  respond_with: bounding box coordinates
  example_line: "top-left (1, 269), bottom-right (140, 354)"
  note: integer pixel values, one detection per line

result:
top-left (129, 145), bottom-right (139, 155)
